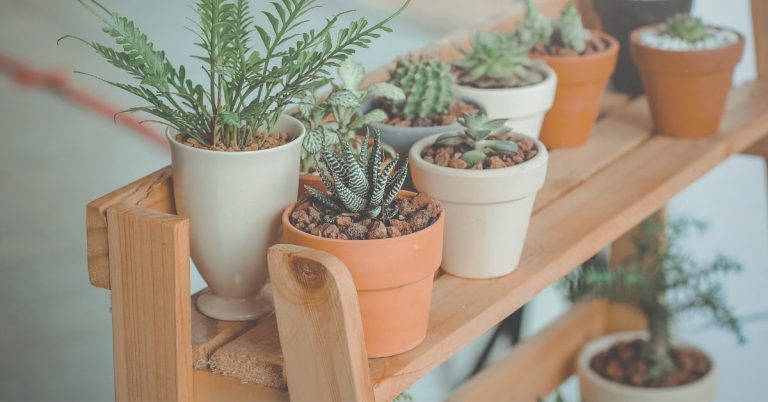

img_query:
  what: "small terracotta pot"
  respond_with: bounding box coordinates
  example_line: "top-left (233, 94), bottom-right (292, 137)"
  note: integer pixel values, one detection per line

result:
top-left (630, 25), bottom-right (744, 138)
top-left (531, 31), bottom-right (619, 149)
top-left (280, 193), bottom-right (445, 357)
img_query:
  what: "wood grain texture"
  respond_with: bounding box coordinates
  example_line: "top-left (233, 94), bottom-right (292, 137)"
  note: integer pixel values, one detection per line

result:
top-left (268, 245), bottom-right (374, 402)
top-left (107, 205), bottom-right (192, 401)
top-left (193, 370), bottom-right (287, 402)
top-left (753, 0), bottom-right (768, 78)
top-left (191, 291), bottom-right (259, 368)
top-left (87, 166), bottom-right (174, 289)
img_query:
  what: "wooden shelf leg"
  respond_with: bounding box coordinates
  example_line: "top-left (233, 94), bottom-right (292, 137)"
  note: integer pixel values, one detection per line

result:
top-left (268, 244), bottom-right (374, 402)
top-left (107, 205), bottom-right (193, 402)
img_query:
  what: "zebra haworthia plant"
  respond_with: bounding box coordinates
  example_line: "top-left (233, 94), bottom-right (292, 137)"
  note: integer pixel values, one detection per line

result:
top-left (65, 0), bottom-right (409, 150)
top-left (434, 114), bottom-right (517, 166)
top-left (296, 59), bottom-right (404, 173)
top-left (307, 128), bottom-right (408, 220)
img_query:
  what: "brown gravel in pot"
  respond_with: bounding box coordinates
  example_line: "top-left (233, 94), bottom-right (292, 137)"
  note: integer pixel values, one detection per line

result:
top-left (382, 99), bottom-right (479, 128)
top-left (421, 134), bottom-right (538, 170)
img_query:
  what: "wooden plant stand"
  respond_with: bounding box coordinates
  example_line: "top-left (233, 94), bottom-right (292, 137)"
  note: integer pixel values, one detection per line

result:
top-left (85, 0), bottom-right (768, 400)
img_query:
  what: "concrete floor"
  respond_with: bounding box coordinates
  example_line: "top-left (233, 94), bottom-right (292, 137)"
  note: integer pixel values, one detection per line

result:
top-left (1, 1), bottom-right (766, 401)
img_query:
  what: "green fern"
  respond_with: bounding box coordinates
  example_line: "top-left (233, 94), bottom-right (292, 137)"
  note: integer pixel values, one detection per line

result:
top-left (307, 128), bottom-right (407, 220)
top-left (63, 0), bottom-right (410, 149)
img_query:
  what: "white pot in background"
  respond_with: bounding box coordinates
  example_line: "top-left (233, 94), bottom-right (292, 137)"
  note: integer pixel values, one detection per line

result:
top-left (168, 115), bottom-right (305, 321)
top-left (577, 331), bottom-right (718, 402)
top-left (452, 66), bottom-right (557, 138)
top-left (409, 133), bottom-right (548, 278)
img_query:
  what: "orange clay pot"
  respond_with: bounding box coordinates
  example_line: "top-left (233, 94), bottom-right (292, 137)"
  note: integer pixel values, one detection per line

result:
top-left (531, 30), bottom-right (619, 149)
top-left (280, 192), bottom-right (445, 358)
top-left (297, 174), bottom-right (326, 199)
top-left (630, 25), bottom-right (744, 138)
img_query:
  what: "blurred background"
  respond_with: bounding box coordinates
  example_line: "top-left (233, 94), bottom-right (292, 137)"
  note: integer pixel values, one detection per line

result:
top-left (0, 0), bottom-right (766, 401)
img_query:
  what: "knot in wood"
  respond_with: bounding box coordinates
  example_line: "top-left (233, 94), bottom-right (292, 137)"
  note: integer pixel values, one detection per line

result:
top-left (291, 258), bottom-right (327, 289)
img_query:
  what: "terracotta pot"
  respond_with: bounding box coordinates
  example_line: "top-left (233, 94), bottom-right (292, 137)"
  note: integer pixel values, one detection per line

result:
top-left (168, 114), bottom-right (305, 321)
top-left (452, 65), bottom-right (557, 138)
top-left (577, 331), bottom-right (718, 402)
top-left (593, 0), bottom-right (693, 96)
top-left (409, 134), bottom-right (548, 278)
top-left (630, 25), bottom-right (744, 138)
top-left (531, 31), bottom-right (619, 149)
top-left (280, 194), bottom-right (445, 357)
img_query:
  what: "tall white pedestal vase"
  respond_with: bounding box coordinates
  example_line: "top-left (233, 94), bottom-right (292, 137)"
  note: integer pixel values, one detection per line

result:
top-left (577, 331), bottom-right (718, 402)
top-left (168, 115), bottom-right (305, 321)
top-left (409, 133), bottom-right (548, 278)
top-left (452, 66), bottom-right (557, 138)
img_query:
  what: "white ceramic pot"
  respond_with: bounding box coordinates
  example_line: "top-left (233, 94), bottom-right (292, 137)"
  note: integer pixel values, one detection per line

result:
top-left (409, 133), bottom-right (548, 278)
top-left (452, 66), bottom-right (557, 138)
top-left (577, 331), bottom-right (718, 402)
top-left (168, 115), bottom-right (305, 321)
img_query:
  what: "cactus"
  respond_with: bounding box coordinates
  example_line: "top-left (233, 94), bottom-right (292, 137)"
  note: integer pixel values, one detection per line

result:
top-left (296, 59), bottom-right (405, 173)
top-left (519, 0), bottom-right (554, 47)
top-left (555, 2), bottom-right (591, 53)
top-left (434, 114), bottom-right (518, 166)
top-left (454, 32), bottom-right (548, 88)
top-left (663, 14), bottom-right (713, 43)
top-left (386, 57), bottom-right (455, 121)
top-left (307, 128), bottom-right (408, 220)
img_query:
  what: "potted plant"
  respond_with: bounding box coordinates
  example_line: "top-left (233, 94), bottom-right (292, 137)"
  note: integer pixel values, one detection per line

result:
top-left (369, 56), bottom-right (481, 158)
top-left (409, 115), bottom-right (548, 278)
top-left (281, 129), bottom-right (445, 357)
top-left (630, 14), bottom-right (744, 138)
top-left (295, 59), bottom-right (404, 196)
top-left (521, 0), bottom-right (619, 149)
top-left (67, 0), bottom-right (408, 321)
top-left (564, 218), bottom-right (745, 402)
top-left (593, 0), bottom-right (693, 96)
top-left (452, 31), bottom-right (557, 138)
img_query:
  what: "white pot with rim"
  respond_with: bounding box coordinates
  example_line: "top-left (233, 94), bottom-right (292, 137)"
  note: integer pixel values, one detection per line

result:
top-left (168, 114), bottom-right (305, 321)
top-left (577, 331), bottom-right (718, 402)
top-left (409, 133), bottom-right (548, 278)
top-left (452, 65), bottom-right (557, 138)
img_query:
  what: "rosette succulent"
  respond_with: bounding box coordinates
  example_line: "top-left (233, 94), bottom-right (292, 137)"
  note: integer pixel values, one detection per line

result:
top-left (308, 128), bottom-right (408, 220)
top-left (296, 59), bottom-right (404, 173)
top-left (386, 57), bottom-right (454, 121)
top-left (434, 114), bottom-right (517, 166)
top-left (663, 14), bottom-right (713, 43)
top-left (454, 31), bottom-right (548, 88)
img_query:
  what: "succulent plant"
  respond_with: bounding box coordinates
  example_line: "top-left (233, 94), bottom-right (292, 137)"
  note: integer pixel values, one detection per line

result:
top-left (555, 2), bottom-right (591, 53)
top-left (663, 14), bottom-right (713, 43)
top-left (434, 114), bottom-right (518, 166)
top-left (519, 0), bottom-right (554, 47)
top-left (454, 32), bottom-right (548, 88)
top-left (296, 59), bottom-right (404, 173)
top-left (308, 128), bottom-right (408, 220)
top-left (386, 57), bottom-right (455, 121)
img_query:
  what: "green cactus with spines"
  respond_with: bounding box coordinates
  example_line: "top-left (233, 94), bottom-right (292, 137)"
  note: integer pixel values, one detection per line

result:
top-left (519, 0), bottom-right (554, 47)
top-left (386, 57), bottom-right (454, 121)
top-left (433, 114), bottom-right (520, 167)
top-left (555, 2), bottom-right (591, 53)
top-left (307, 128), bottom-right (408, 220)
top-left (454, 31), bottom-right (548, 88)
top-left (663, 14), bottom-right (713, 43)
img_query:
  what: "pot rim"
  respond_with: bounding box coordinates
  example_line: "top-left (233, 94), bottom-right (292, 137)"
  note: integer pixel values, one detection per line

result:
top-left (363, 97), bottom-right (487, 132)
top-left (531, 30), bottom-right (619, 63)
top-left (630, 23), bottom-right (745, 54)
top-left (166, 114), bottom-right (306, 156)
top-left (282, 191), bottom-right (446, 246)
top-left (578, 330), bottom-right (718, 394)
top-left (452, 64), bottom-right (557, 94)
top-left (409, 132), bottom-right (549, 179)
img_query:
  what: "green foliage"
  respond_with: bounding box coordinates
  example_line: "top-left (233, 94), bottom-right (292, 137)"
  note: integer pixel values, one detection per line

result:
top-left (454, 32), bottom-right (548, 88)
top-left (563, 217), bottom-right (745, 381)
top-left (519, 1), bottom-right (590, 53)
top-left (386, 57), bottom-right (454, 121)
top-left (296, 59), bottom-right (404, 173)
top-left (663, 14), bottom-right (713, 43)
top-left (307, 128), bottom-right (407, 220)
top-left (393, 392), bottom-right (414, 402)
top-left (64, 0), bottom-right (409, 149)
top-left (434, 114), bottom-right (518, 167)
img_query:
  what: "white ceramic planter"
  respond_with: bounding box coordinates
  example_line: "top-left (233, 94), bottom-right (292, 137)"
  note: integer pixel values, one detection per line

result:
top-left (577, 331), bottom-right (718, 402)
top-left (452, 66), bottom-right (557, 138)
top-left (168, 115), bottom-right (305, 321)
top-left (409, 133), bottom-right (548, 278)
